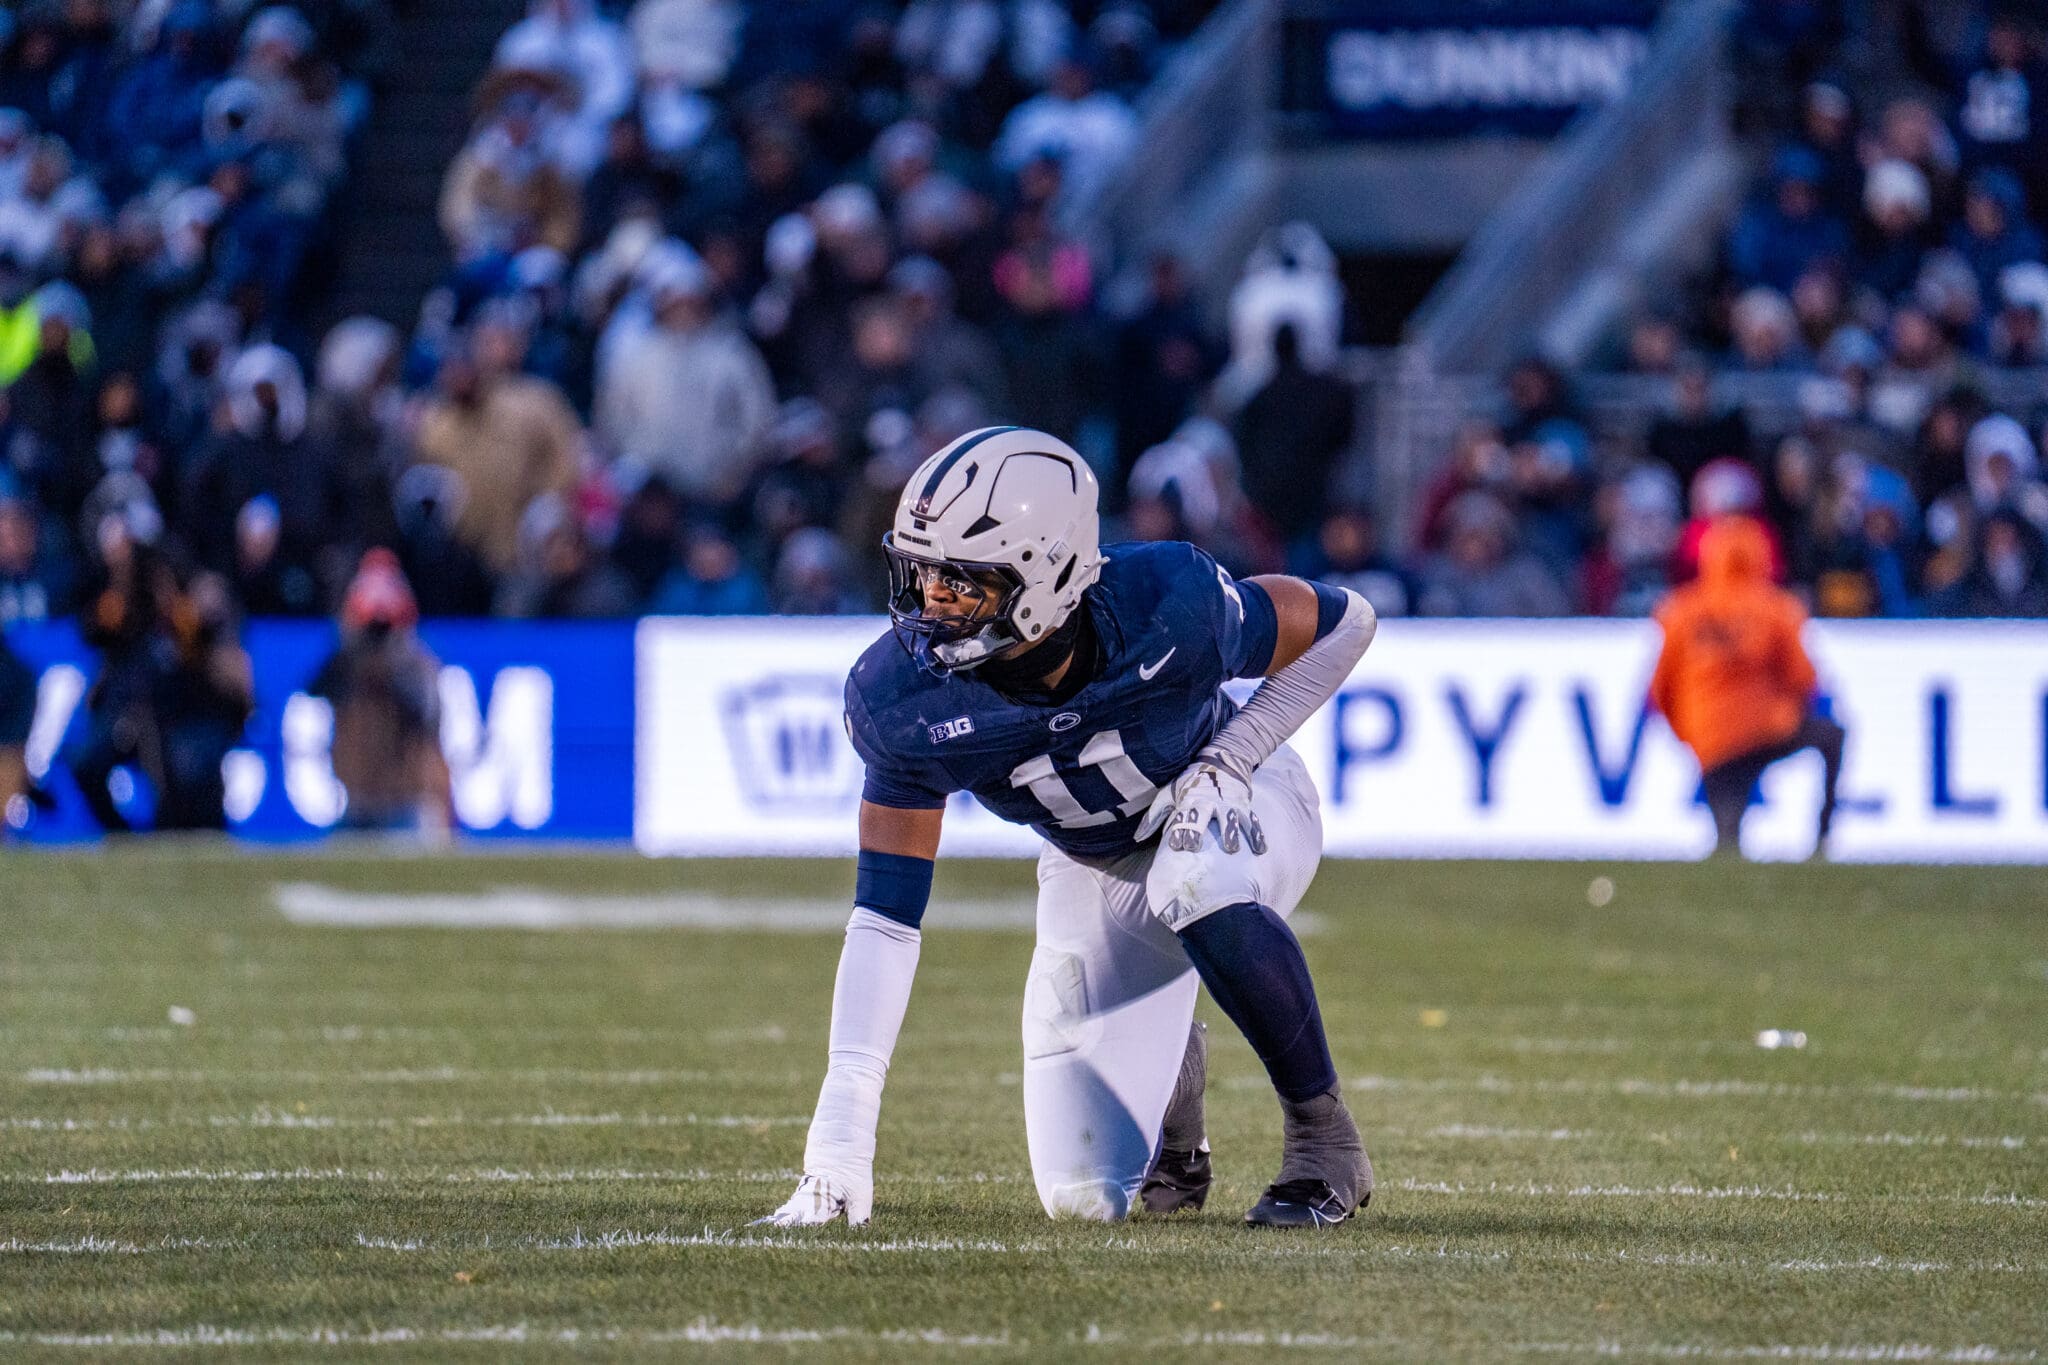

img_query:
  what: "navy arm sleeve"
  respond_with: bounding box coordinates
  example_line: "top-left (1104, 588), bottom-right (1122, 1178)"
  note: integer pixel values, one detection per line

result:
top-left (844, 676), bottom-right (954, 811)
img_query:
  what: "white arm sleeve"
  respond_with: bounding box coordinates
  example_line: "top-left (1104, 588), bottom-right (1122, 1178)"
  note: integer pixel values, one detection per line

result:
top-left (800, 907), bottom-right (921, 1186)
top-left (1203, 588), bottom-right (1377, 775)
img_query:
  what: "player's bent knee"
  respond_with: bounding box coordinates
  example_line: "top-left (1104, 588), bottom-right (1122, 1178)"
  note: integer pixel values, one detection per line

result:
top-left (1145, 841), bottom-right (1261, 934)
top-left (1021, 947), bottom-right (1093, 1059)
top-left (1036, 1177), bottom-right (1133, 1222)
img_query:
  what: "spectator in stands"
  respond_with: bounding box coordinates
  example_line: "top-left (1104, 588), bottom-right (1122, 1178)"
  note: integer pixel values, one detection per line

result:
top-left (607, 471), bottom-right (685, 603)
top-left (891, 256), bottom-right (1008, 417)
top-left (309, 316), bottom-right (405, 561)
top-left (1647, 355), bottom-right (1754, 487)
top-left (1730, 146), bottom-right (1849, 292)
top-left (493, 0), bottom-right (636, 179)
top-left (771, 525), bottom-right (865, 616)
top-left (440, 87), bottom-right (583, 260)
top-left (307, 550), bottom-right (451, 834)
top-left (649, 518), bottom-right (768, 615)
top-left (990, 200), bottom-right (1095, 441)
top-left (1874, 304), bottom-right (1961, 435)
top-left (1416, 491), bottom-right (1570, 618)
top-left (1126, 416), bottom-right (1272, 576)
top-left (1112, 251), bottom-right (1220, 495)
top-left (994, 54), bottom-right (1137, 204)
top-left (1585, 464), bottom-right (1682, 617)
top-left (1949, 168), bottom-right (2044, 300)
top-left (1963, 412), bottom-right (2045, 520)
top-left (390, 464), bottom-right (495, 618)
top-left (1932, 507), bottom-right (2048, 616)
top-left (1219, 222), bottom-right (1342, 410)
top-left (1290, 505), bottom-right (1415, 620)
top-left (1650, 513), bottom-right (1844, 858)
top-left (1987, 261), bottom-right (2048, 363)
top-left (180, 345), bottom-right (337, 597)
top-left (0, 480), bottom-right (72, 625)
top-left (1235, 323), bottom-right (1353, 547)
top-left (6, 282), bottom-right (97, 526)
top-left (1853, 158), bottom-right (1933, 301)
top-left (413, 340), bottom-right (584, 577)
top-left (227, 493), bottom-right (321, 616)
top-left (1798, 76), bottom-right (1863, 220)
top-left (595, 247), bottom-right (773, 508)
top-left (101, 2), bottom-right (215, 191)
top-left (494, 492), bottom-right (635, 618)
top-left (1949, 11), bottom-right (2048, 217)
top-left (1729, 286), bottom-right (1807, 370)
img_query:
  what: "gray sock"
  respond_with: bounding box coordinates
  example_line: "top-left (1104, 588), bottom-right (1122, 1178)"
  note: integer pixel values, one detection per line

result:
top-left (1159, 1021), bottom-right (1207, 1152)
top-left (1275, 1085), bottom-right (1373, 1208)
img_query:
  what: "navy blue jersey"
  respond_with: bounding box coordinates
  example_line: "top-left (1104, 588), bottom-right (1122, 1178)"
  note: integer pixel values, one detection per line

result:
top-left (845, 541), bottom-right (1281, 859)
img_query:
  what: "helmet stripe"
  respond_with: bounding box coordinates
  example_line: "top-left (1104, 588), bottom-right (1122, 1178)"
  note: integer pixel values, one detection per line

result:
top-left (913, 425), bottom-right (1019, 515)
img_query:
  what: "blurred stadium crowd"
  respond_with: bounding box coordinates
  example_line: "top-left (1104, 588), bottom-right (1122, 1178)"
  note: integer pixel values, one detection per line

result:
top-left (0, 0), bottom-right (2042, 659)
top-left (1583, 0), bottom-right (2048, 621)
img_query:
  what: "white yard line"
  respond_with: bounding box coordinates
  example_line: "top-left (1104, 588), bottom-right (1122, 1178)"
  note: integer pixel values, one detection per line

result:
top-left (1216, 1074), bottom-right (2048, 1106)
top-left (3, 1112), bottom-right (808, 1132)
top-left (330, 1229), bottom-right (2048, 1276)
top-left (1504, 1345), bottom-right (2039, 1363)
top-left (1391, 1178), bottom-right (2048, 1209)
top-left (0, 1322), bottom-right (1014, 1350)
top-left (19, 1068), bottom-right (791, 1085)
top-left (271, 882), bottom-right (1037, 932)
top-left (0, 1237), bottom-right (226, 1254)
top-left (10, 1167), bottom-right (1025, 1187)
top-left (0, 1328), bottom-right (2035, 1357)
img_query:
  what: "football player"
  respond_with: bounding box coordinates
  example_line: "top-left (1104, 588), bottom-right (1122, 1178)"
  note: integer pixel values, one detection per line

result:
top-left (761, 426), bottom-right (1377, 1229)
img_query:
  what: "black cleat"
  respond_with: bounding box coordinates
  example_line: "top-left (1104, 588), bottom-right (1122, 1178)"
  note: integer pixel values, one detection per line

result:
top-left (1244, 1177), bottom-right (1364, 1229)
top-left (1139, 1142), bottom-right (1212, 1214)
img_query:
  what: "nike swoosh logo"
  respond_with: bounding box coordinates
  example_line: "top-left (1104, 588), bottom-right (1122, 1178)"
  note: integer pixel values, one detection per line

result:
top-left (1137, 648), bottom-right (1176, 680)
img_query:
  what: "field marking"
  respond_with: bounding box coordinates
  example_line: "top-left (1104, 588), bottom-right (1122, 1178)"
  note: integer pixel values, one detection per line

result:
top-left (330, 1228), bottom-right (2048, 1277)
top-left (5, 1167), bottom-right (2037, 1207)
top-left (10, 1167), bottom-right (1026, 1187)
top-left (271, 882), bottom-right (1037, 932)
top-left (0, 1327), bottom-right (2035, 1356)
top-left (1218, 1074), bottom-right (2048, 1106)
top-left (0, 1237), bottom-right (225, 1254)
top-left (1505, 1346), bottom-right (2038, 1363)
top-left (0, 1322), bottom-right (1013, 1350)
top-left (1391, 1177), bottom-right (2048, 1209)
top-left (3, 1111), bottom-right (808, 1132)
top-left (20, 1067), bottom-right (796, 1086)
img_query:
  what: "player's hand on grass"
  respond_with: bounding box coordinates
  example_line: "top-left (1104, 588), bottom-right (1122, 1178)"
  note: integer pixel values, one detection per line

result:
top-left (755, 1172), bottom-right (872, 1227)
top-left (1137, 753), bottom-right (1266, 855)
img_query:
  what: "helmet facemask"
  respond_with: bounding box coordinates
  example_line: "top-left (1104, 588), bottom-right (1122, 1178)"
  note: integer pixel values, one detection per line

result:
top-left (884, 535), bottom-right (1031, 673)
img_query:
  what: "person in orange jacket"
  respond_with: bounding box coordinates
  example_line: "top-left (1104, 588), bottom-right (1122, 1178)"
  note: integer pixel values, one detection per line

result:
top-left (1649, 515), bottom-right (1846, 857)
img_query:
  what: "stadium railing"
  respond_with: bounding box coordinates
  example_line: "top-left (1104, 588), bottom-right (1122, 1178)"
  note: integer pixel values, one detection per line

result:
top-left (1372, 0), bottom-right (1743, 545)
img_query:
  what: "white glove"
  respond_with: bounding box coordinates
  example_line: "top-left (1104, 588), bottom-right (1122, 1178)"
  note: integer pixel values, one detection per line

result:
top-left (755, 1170), bottom-right (873, 1227)
top-left (1137, 752), bottom-right (1267, 855)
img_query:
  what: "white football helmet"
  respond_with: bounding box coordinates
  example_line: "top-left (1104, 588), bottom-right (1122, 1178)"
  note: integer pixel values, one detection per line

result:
top-left (884, 426), bottom-right (1105, 672)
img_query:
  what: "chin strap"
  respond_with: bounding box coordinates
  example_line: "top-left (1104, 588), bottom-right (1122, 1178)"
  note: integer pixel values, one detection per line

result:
top-left (976, 601), bottom-right (1098, 702)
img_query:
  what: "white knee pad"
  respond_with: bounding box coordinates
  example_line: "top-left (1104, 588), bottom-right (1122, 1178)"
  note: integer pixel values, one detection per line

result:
top-left (1021, 947), bottom-right (1092, 1060)
top-left (1145, 835), bottom-right (1262, 934)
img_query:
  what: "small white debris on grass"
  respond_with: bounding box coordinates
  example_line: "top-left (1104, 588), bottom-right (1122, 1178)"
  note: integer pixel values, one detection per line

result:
top-left (166, 1007), bottom-right (195, 1027)
top-left (1756, 1029), bottom-right (1809, 1050)
top-left (1586, 876), bottom-right (1616, 908)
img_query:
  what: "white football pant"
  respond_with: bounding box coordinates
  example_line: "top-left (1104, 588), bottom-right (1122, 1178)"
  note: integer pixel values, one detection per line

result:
top-left (1021, 744), bottom-right (1324, 1219)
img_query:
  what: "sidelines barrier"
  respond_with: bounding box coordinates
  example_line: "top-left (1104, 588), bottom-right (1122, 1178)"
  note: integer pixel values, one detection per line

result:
top-left (637, 618), bottom-right (2048, 863)
top-left (8, 618), bottom-right (2047, 860)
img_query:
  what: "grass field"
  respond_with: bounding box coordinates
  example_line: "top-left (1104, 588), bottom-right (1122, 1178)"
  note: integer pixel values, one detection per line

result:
top-left (0, 848), bottom-right (2044, 1362)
